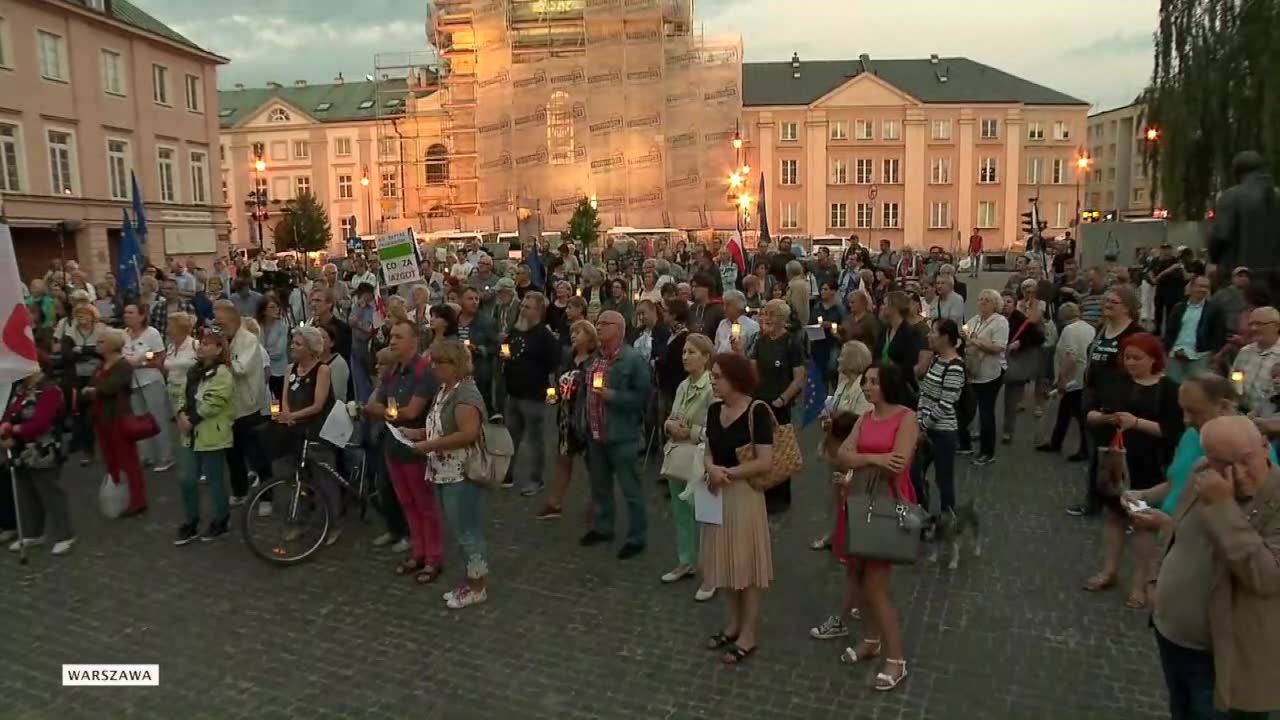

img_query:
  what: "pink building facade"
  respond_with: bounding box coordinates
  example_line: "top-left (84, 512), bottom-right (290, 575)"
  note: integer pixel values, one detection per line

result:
top-left (0, 0), bottom-right (228, 281)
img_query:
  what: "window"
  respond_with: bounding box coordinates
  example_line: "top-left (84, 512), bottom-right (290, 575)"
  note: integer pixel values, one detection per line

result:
top-left (340, 216), bottom-right (355, 238)
top-left (1135, 162), bottom-right (1146, 179)
top-left (829, 121), bottom-right (848, 141)
top-left (0, 123), bottom-right (23, 192)
top-left (780, 122), bottom-right (798, 142)
top-left (1107, 143), bottom-right (1117, 158)
top-left (293, 140), bottom-right (309, 160)
top-left (37, 30), bottom-right (67, 81)
top-left (979, 157), bottom-right (998, 184)
top-left (100, 50), bottom-right (124, 95)
top-left (295, 176), bottom-right (311, 196)
top-left (829, 203), bottom-right (848, 229)
top-left (272, 177), bottom-right (289, 203)
top-left (1092, 145), bottom-right (1103, 159)
top-left (546, 90), bottom-right (574, 165)
top-left (315, 102), bottom-right (332, 112)
top-left (46, 129), bottom-right (77, 196)
top-left (0, 16), bottom-right (10, 69)
top-left (882, 202), bottom-right (900, 229)
top-left (379, 138), bottom-right (398, 157)
top-left (253, 176), bottom-right (268, 201)
top-left (380, 168), bottom-right (398, 197)
top-left (1133, 187), bottom-right (1146, 203)
top-left (425, 144), bottom-right (448, 185)
top-left (882, 158), bottom-right (900, 184)
top-left (189, 151), bottom-right (208, 204)
top-left (931, 119), bottom-right (951, 140)
top-left (334, 137), bottom-right (352, 157)
top-left (268, 108), bottom-right (290, 123)
top-left (930, 157), bottom-right (951, 184)
top-left (337, 173), bottom-right (353, 199)
top-left (929, 201), bottom-right (950, 229)
top-left (156, 146), bottom-right (177, 202)
top-left (780, 158), bottom-right (798, 186)
top-left (855, 120), bottom-right (873, 140)
top-left (780, 202), bottom-right (799, 229)
top-left (1092, 169), bottom-right (1102, 182)
top-left (357, 99), bottom-right (375, 110)
top-left (1105, 190), bottom-right (1115, 207)
top-left (882, 120), bottom-right (900, 141)
top-left (1052, 158), bottom-right (1066, 184)
top-left (221, 178), bottom-right (228, 204)
top-left (855, 158), bottom-right (873, 184)
top-left (1053, 121), bottom-right (1071, 140)
top-left (1107, 167), bottom-right (1117, 180)
top-left (980, 118), bottom-right (999, 139)
top-left (152, 64), bottom-right (169, 104)
top-left (978, 201), bottom-right (998, 229)
top-left (270, 141), bottom-right (287, 161)
top-left (855, 202), bottom-right (874, 229)
top-left (1025, 157), bottom-right (1043, 184)
top-left (185, 74), bottom-right (202, 112)
top-left (106, 138), bottom-right (130, 200)
top-left (1054, 202), bottom-right (1068, 228)
top-left (830, 158), bottom-right (847, 185)
top-left (1027, 122), bottom-right (1044, 141)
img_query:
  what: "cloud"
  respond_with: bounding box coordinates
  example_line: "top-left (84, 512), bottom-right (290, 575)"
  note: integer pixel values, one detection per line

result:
top-left (1062, 31), bottom-right (1154, 59)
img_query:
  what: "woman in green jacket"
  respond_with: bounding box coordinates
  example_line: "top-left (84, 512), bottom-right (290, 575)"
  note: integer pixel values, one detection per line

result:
top-left (660, 333), bottom-right (717, 601)
top-left (173, 329), bottom-right (236, 545)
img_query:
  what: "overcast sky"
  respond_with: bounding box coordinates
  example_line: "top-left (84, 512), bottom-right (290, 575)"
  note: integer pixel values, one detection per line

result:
top-left (143, 0), bottom-right (1157, 111)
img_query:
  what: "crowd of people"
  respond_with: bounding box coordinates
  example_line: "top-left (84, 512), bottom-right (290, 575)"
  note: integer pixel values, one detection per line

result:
top-left (3, 193), bottom-right (1279, 713)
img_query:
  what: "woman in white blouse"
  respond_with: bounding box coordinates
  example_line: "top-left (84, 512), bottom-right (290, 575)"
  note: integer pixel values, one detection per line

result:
top-left (958, 289), bottom-right (1010, 467)
top-left (163, 312), bottom-right (199, 419)
top-left (122, 302), bottom-right (174, 472)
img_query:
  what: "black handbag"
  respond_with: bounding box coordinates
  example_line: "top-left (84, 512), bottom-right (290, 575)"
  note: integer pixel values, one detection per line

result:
top-left (844, 466), bottom-right (928, 564)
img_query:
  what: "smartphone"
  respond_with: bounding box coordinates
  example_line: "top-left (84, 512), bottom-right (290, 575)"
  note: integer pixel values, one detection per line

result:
top-left (1124, 499), bottom-right (1149, 513)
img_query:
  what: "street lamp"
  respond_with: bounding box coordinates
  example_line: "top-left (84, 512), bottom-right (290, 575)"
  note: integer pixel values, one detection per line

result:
top-left (254, 159), bottom-right (266, 173)
top-left (360, 166), bottom-right (373, 236)
top-left (1145, 126), bottom-right (1160, 142)
top-left (1075, 154), bottom-right (1092, 226)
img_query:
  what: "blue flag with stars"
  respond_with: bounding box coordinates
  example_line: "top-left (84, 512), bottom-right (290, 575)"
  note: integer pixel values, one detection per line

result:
top-left (801, 356), bottom-right (825, 427)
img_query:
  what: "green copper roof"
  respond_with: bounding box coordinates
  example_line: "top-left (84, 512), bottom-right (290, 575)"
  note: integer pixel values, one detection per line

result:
top-left (109, 0), bottom-right (214, 56)
top-left (217, 79), bottom-right (413, 128)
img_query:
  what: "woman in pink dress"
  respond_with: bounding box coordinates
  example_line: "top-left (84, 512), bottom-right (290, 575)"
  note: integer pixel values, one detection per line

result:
top-left (834, 362), bottom-right (918, 692)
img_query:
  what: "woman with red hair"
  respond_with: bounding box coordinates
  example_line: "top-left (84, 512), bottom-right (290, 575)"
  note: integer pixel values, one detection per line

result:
top-left (1082, 331), bottom-right (1182, 609)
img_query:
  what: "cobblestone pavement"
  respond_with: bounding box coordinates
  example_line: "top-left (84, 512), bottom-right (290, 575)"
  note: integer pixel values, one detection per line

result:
top-left (3, 410), bottom-right (1166, 720)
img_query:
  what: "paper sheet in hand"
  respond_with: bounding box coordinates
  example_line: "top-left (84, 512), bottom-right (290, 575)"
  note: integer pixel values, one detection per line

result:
top-left (318, 402), bottom-right (354, 447)
top-left (804, 324), bottom-right (826, 342)
top-left (386, 422), bottom-right (416, 447)
top-left (693, 482), bottom-right (723, 525)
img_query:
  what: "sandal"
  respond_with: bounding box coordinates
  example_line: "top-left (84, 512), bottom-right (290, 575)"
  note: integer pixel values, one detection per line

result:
top-left (874, 658), bottom-right (908, 691)
top-left (720, 644), bottom-right (757, 665)
top-left (395, 558), bottom-right (425, 576)
top-left (706, 632), bottom-right (739, 650)
top-left (1124, 592), bottom-right (1148, 610)
top-left (415, 565), bottom-right (443, 584)
top-left (839, 637), bottom-right (881, 665)
top-left (810, 534), bottom-right (832, 551)
top-left (1083, 573), bottom-right (1117, 592)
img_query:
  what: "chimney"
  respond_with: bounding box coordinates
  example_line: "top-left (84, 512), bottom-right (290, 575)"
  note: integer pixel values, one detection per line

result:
top-left (936, 64), bottom-right (949, 83)
top-left (930, 53), bottom-right (939, 65)
top-left (382, 74), bottom-right (390, 81)
top-left (234, 83), bottom-right (245, 91)
top-left (294, 80), bottom-right (307, 87)
top-left (266, 81), bottom-right (282, 90)
top-left (791, 52), bottom-right (800, 79)
top-left (858, 53), bottom-right (872, 74)
top-left (334, 72), bottom-right (344, 85)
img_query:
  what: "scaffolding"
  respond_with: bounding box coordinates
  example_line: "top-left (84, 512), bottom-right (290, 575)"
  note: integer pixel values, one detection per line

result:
top-left (382, 0), bottom-right (743, 234)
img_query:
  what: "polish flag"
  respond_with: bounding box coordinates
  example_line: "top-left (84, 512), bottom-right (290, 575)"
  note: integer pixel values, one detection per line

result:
top-left (726, 229), bottom-right (747, 277)
top-left (0, 221), bottom-right (39, 408)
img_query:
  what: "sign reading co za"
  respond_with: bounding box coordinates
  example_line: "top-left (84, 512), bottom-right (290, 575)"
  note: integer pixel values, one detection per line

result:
top-left (377, 228), bottom-right (420, 288)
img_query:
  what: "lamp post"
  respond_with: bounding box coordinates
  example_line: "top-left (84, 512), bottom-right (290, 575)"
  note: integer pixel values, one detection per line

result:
top-left (728, 124), bottom-right (751, 235)
top-left (1075, 153), bottom-right (1092, 225)
top-left (246, 155), bottom-right (268, 250)
top-left (360, 166), bottom-right (372, 238)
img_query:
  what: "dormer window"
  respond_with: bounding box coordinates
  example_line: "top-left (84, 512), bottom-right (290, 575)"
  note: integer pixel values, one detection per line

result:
top-left (315, 102), bottom-right (332, 112)
top-left (358, 99), bottom-right (375, 110)
top-left (268, 108), bottom-right (290, 123)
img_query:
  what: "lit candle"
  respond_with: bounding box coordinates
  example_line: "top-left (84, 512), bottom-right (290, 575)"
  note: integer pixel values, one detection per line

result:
top-left (830, 321), bottom-right (839, 333)
top-left (731, 323), bottom-right (741, 338)
top-left (816, 314), bottom-right (824, 325)
top-left (546, 386), bottom-right (558, 403)
top-left (592, 372), bottom-right (604, 390)
top-left (144, 351), bottom-right (155, 361)
top-left (500, 343), bottom-right (511, 358)
top-left (463, 338), bottom-right (471, 348)
top-left (386, 396), bottom-right (399, 421)
top-left (575, 288), bottom-right (582, 297)
top-left (270, 401), bottom-right (281, 416)
top-left (632, 291), bottom-right (640, 302)
top-left (1231, 370), bottom-right (1244, 392)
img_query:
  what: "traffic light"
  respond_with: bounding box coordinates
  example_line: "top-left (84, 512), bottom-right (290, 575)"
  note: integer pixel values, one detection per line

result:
top-left (1021, 204), bottom-right (1040, 239)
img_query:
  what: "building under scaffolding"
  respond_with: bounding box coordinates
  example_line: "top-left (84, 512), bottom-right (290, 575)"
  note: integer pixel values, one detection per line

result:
top-left (375, 0), bottom-right (743, 235)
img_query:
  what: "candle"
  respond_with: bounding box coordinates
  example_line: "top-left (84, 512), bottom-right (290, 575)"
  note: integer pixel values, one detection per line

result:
top-left (270, 401), bottom-right (281, 416)
top-left (816, 314), bottom-right (824, 325)
top-left (500, 343), bottom-right (511, 358)
top-left (464, 338), bottom-right (471, 348)
top-left (592, 372), bottom-right (604, 390)
top-left (1231, 370), bottom-right (1245, 392)
top-left (731, 323), bottom-right (741, 338)
top-left (830, 321), bottom-right (839, 333)
top-left (575, 288), bottom-right (582, 297)
top-left (386, 396), bottom-right (399, 420)
top-left (632, 291), bottom-right (640, 301)
top-left (144, 351), bottom-right (155, 361)
top-left (546, 386), bottom-right (558, 403)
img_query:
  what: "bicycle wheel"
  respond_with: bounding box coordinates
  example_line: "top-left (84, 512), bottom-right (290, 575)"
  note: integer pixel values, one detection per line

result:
top-left (242, 477), bottom-right (329, 565)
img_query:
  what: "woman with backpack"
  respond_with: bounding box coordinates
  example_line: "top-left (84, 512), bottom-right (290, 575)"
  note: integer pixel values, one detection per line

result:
top-left (1, 366), bottom-right (75, 556)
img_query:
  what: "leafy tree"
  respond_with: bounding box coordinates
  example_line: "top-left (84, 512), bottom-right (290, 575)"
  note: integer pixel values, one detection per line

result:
top-left (1145, 0), bottom-right (1280, 219)
top-left (563, 197), bottom-right (600, 250)
top-left (272, 191), bottom-right (332, 253)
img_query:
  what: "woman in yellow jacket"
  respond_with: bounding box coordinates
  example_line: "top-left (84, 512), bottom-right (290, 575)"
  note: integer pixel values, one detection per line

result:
top-left (173, 329), bottom-right (236, 545)
top-left (660, 333), bottom-right (717, 601)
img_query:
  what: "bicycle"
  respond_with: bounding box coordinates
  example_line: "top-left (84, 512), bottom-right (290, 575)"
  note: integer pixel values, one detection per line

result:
top-left (242, 435), bottom-right (375, 565)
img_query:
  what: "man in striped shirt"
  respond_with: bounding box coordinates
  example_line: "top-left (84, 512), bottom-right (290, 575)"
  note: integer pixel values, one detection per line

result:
top-left (1077, 266), bottom-right (1109, 327)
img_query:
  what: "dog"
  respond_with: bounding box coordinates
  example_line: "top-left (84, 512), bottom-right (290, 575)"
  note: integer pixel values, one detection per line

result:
top-left (925, 500), bottom-right (982, 570)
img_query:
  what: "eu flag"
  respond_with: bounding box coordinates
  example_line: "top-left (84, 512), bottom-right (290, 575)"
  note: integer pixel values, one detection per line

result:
top-left (117, 209), bottom-right (145, 297)
top-left (527, 243), bottom-right (545, 290)
top-left (801, 356), bottom-right (825, 427)
top-left (130, 171), bottom-right (147, 244)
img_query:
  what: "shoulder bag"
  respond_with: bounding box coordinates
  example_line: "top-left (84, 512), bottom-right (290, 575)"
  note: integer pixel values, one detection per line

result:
top-left (843, 465), bottom-right (928, 564)
top-left (1096, 429), bottom-right (1129, 498)
top-left (118, 392), bottom-right (160, 443)
top-left (734, 400), bottom-right (803, 491)
top-left (661, 441), bottom-right (705, 486)
top-left (1002, 319), bottom-right (1040, 385)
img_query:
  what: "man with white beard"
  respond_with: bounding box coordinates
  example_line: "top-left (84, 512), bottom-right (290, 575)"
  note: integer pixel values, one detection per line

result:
top-left (499, 291), bottom-right (559, 495)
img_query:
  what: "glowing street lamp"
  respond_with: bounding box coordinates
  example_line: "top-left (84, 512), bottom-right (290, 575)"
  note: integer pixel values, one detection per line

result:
top-left (254, 159), bottom-right (267, 173)
top-left (1076, 155), bottom-right (1091, 171)
top-left (1145, 126), bottom-right (1160, 142)
top-left (732, 132), bottom-right (743, 150)
top-left (728, 172), bottom-right (743, 188)
top-left (737, 193), bottom-right (752, 211)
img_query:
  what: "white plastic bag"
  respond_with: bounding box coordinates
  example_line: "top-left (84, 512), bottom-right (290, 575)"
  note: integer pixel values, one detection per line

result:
top-left (98, 474), bottom-right (129, 519)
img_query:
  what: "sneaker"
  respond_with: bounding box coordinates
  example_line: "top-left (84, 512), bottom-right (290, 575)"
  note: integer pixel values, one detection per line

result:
top-left (579, 530), bottom-right (614, 547)
top-left (201, 518), bottom-right (230, 541)
top-left (372, 532), bottom-right (397, 547)
top-left (972, 455), bottom-right (995, 467)
top-left (174, 523), bottom-right (200, 546)
top-left (810, 615), bottom-right (849, 640)
top-left (445, 585), bottom-right (488, 610)
top-left (0, 529), bottom-right (16, 544)
top-left (955, 447), bottom-right (975, 456)
top-left (153, 461), bottom-right (175, 472)
top-left (257, 501), bottom-right (273, 518)
top-left (1000, 433), bottom-right (1012, 445)
top-left (617, 542), bottom-right (645, 560)
top-left (694, 586), bottom-right (716, 602)
top-left (229, 495), bottom-right (246, 508)
top-left (390, 538), bottom-right (410, 553)
top-left (500, 478), bottom-right (516, 489)
top-left (198, 474), bottom-right (208, 485)
top-left (535, 506), bottom-right (563, 521)
top-left (519, 483), bottom-right (543, 497)
top-left (324, 528), bottom-right (343, 546)
top-left (51, 538), bottom-right (76, 555)
top-left (8, 536), bottom-right (43, 551)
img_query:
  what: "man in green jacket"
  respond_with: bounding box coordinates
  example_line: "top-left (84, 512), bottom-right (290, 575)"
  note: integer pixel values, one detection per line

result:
top-left (580, 310), bottom-right (652, 559)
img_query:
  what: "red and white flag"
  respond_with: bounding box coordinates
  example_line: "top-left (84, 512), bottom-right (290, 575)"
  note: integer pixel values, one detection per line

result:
top-left (726, 230), bottom-right (747, 276)
top-left (0, 222), bottom-right (39, 407)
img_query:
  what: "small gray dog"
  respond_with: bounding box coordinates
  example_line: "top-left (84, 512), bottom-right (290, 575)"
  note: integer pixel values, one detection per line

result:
top-left (925, 500), bottom-right (982, 570)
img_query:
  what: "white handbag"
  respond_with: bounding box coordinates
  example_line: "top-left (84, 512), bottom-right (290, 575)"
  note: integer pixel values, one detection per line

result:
top-left (660, 441), bottom-right (705, 486)
top-left (465, 421), bottom-right (514, 489)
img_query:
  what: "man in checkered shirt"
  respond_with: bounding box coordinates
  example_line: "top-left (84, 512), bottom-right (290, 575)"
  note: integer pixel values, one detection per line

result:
top-left (1232, 306), bottom-right (1280, 430)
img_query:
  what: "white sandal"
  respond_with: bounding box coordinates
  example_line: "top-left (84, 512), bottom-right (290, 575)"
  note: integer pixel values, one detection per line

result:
top-left (838, 638), bottom-right (881, 665)
top-left (874, 658), bottom-right (908, 691)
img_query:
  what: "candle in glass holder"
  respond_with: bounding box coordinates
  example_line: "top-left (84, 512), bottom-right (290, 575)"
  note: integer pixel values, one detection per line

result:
top-left (270, 401), bottom-right (281, 416)
top-left (816, 315), bottom-right (824, 325)
top-left (575, 288), bottom-right (582, 297)
top-left (632, 291), bottom-right (640, 302)
top-left (546, 386), bottom-right (558, 403)
top-left (1231, 370), bottom-right (1245, 392)
top-left (731, 323), bottom-right (742, 338)
top-left (500, 343), bottom-right (511, 358)
top-left (592, 372), bottom-right (604, 390)
top-left (463, 338), bottom-right (471, 348)
top-left (144, 351), bottom-right (155, 361)
top-left (386, 396), bottom-right (399, 421)
top-left (830, 321), bottom-right (839, 333)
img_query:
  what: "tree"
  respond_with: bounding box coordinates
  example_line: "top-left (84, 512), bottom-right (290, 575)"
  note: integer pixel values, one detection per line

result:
top-left (1145, 0), bottom-right (1280, 219)
top-left (563, 197), bottom-right (600, 250)
top-left (272, 191), bottom-right (332, 253)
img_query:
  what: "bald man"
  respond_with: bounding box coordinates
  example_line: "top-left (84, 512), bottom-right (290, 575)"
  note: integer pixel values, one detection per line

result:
top-left (1131, 415), bottom-right (1280, 719)
top-left (579, 310), bottom-right (652, 559)
top-left (1232, 306), bottom-right (1280, 428)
